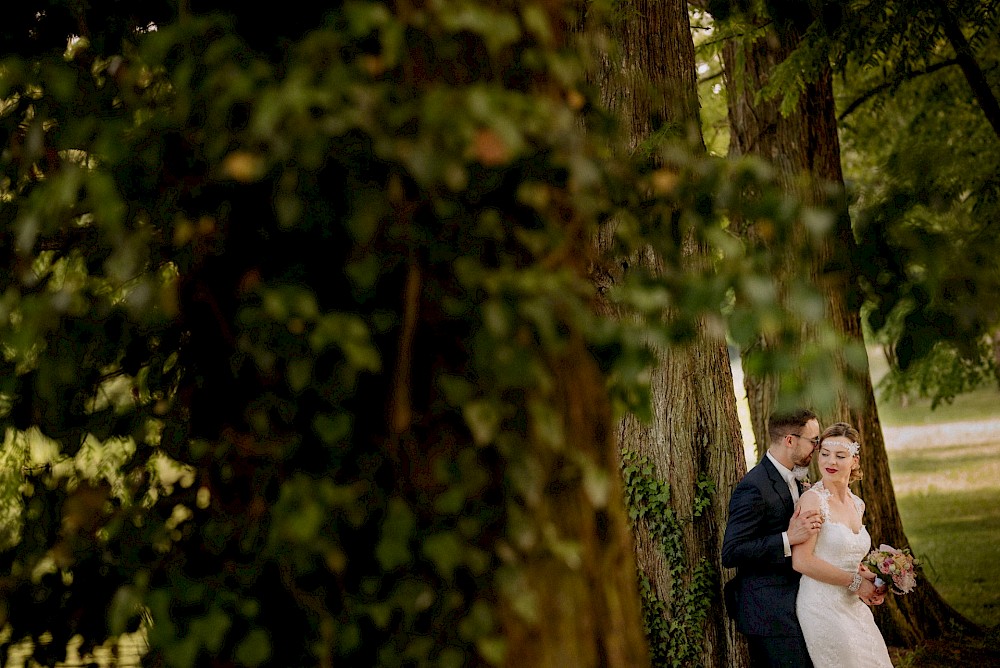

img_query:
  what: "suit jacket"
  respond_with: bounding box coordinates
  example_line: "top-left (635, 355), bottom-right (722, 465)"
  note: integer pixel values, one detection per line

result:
top-left (722, 456), bottom-right (805, 638)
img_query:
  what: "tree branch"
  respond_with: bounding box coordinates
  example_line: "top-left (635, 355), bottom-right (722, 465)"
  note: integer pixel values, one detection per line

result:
top-left (838, 59), bottom-right (959, 122)
top-left (698, 68), bottom-right (724, 85)
top-left (935, 2), bottom-right (1000, 142)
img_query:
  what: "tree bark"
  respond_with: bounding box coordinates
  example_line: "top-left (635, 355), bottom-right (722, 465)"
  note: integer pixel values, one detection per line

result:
top-left (498, 333), bottom-right (652, 667)
top-left (492, 3), bottom-right (651, 664)
top-left (722, 19), bottom-right (979, 646)
top-left (723, 26), bottom-right (823, 458)
top-left (593, 1), bottom-right (750, 665)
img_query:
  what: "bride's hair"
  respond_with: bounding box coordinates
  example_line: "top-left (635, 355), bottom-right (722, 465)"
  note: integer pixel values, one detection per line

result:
top-left (819, 422), bottom-right (863, 484)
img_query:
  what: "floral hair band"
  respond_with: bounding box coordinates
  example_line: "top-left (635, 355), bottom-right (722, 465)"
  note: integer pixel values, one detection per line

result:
top-left (823, 440), bottom-right (860, 456)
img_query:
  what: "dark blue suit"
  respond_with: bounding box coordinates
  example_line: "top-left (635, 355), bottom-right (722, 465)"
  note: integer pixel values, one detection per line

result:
top-left (723, 456), bottom-right (813, 667)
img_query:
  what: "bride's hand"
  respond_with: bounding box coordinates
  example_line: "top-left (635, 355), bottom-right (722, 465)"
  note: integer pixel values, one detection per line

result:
top-left (856, 568), bottom-right (886, 605)
top-left (860, 565), bottom-right (888, 596)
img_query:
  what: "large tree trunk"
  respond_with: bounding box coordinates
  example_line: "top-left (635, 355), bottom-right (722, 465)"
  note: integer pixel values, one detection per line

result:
top-left (723, 20), bottom-right (978, 647)
top-left (489, 5), bottom-right (653, 663)
top-left (723, 26), bottom-right (826, 459)
top-left (593, 1), bottom-right (749, 665)
top-left (498, 333), bottom-right (652, 666)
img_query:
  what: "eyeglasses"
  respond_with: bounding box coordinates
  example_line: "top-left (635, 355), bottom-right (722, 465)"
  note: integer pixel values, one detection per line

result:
top-left (790, 433), bottom-right (821, 447)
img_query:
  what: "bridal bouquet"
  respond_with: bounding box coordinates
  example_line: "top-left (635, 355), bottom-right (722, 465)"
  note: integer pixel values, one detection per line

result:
top-left (863, 544), bottom-right (918, 594)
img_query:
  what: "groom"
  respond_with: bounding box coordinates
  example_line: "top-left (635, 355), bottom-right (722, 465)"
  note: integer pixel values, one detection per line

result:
top-left (723, 408), bottom-right (823, 667)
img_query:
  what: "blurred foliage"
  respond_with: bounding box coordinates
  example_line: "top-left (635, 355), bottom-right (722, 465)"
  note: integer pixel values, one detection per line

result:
top-left (0, 0), bottom-right (856, 665)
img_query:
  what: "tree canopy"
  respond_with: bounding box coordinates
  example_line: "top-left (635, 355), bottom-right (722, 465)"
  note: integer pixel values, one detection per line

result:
top-left (708, 0), bottom-right (1000, 405)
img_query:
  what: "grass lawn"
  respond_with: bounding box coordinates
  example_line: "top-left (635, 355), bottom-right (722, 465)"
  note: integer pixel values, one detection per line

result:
top-left (891, 448), bottom-right (1000, 628)
top-left (869, 355), bottom-right (1000, 665)
top-left (877, 388), bottom-right (1000, 427)
top-left (875, 382), bottom-right (1000, 630)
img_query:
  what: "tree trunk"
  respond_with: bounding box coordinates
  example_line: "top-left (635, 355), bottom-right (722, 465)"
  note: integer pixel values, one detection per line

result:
top-left (593, 1), bottom-right (750, 665)
top-left (723, 26), bottom-right (826, 460)
top-left (490, 4), bottom-right (653, 663)
top-left (723, 20), bottom-right (978, 647)
top-left (498, 333), bottom-right (652, 667)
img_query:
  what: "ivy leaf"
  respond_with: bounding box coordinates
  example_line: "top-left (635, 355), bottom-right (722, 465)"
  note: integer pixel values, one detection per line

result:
top-left (463, 400), bottom-right (500, 445)
top-left (376, 498), bottom-right (415, 570)
top-left (234, 629), bottom-right (272, 667)
top-left (422, 532), bottom-right (465, 578)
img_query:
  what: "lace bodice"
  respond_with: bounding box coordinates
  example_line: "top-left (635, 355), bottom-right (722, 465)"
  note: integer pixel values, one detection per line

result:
top-left (796, 482), bottom-right (893, 667)
top-left (804, 482), bottom-right (870, 571)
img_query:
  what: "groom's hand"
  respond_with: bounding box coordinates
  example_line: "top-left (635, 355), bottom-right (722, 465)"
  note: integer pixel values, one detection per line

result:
top-left (786, 506), bottom-right (823, 545)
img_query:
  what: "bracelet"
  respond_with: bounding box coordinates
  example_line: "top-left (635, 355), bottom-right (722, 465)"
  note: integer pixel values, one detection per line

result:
top-left (847, 572), bottom-right (863, 592)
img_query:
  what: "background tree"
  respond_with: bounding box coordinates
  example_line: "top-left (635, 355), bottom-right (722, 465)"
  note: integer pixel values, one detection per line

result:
top-left (726, 0), bottom-right (1000, 410)
top-left (590, 0), bottom-right (748, 665)
top-left (715, 0), bottom-right (982, 646)
top-left (831, 1), bottom-right (1000, 408)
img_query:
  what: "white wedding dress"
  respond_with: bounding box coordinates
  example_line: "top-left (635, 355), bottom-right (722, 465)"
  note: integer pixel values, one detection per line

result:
top-left (796, 482), bottom-right (894, 667)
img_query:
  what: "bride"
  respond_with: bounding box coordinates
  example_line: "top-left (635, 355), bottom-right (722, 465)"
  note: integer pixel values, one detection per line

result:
top-left (792, 422), bottom-right (894, 667)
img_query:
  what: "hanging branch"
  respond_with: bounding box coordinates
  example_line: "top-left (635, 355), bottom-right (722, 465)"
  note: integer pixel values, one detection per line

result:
top-left (838, 59), bottom-right (960, 121)
top-left (935, 2), bottom-right (1000, 141)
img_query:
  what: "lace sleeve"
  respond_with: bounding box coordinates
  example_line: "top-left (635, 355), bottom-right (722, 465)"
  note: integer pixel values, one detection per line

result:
top-left (852, 493), bottom-right (865, 517)
top-left (802, 484), bottom-right (831, 522)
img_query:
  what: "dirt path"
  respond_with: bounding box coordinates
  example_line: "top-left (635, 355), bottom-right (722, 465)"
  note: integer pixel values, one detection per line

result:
top-left (882, 418), bottom-right (1000, 450)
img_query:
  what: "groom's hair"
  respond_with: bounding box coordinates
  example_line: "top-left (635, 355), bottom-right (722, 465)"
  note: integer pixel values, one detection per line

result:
top-left (767, 408), bottom-right (818, 446)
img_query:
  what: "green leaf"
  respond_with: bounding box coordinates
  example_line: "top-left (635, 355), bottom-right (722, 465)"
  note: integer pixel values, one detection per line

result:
top-left (189, 605), bottom-right (232, 654)
top-left (286, 357), bottom-right (312, 392)
top-left (313, 412), bottom-right (352, 445)
top-left (421, 531), bottom-right (464, 578)
top-left (463, 400), bottom-right (500, 445)
top-left (476, 636), bottom-right (507, 666)
top-left (345, 254), bottom-right (381, 292)
top-left (376, 498), bottom-right (415, 570)
top-left (283, 497), bottom-right (323, 543)
top-left (234, 629), bottom-right (272, 667)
